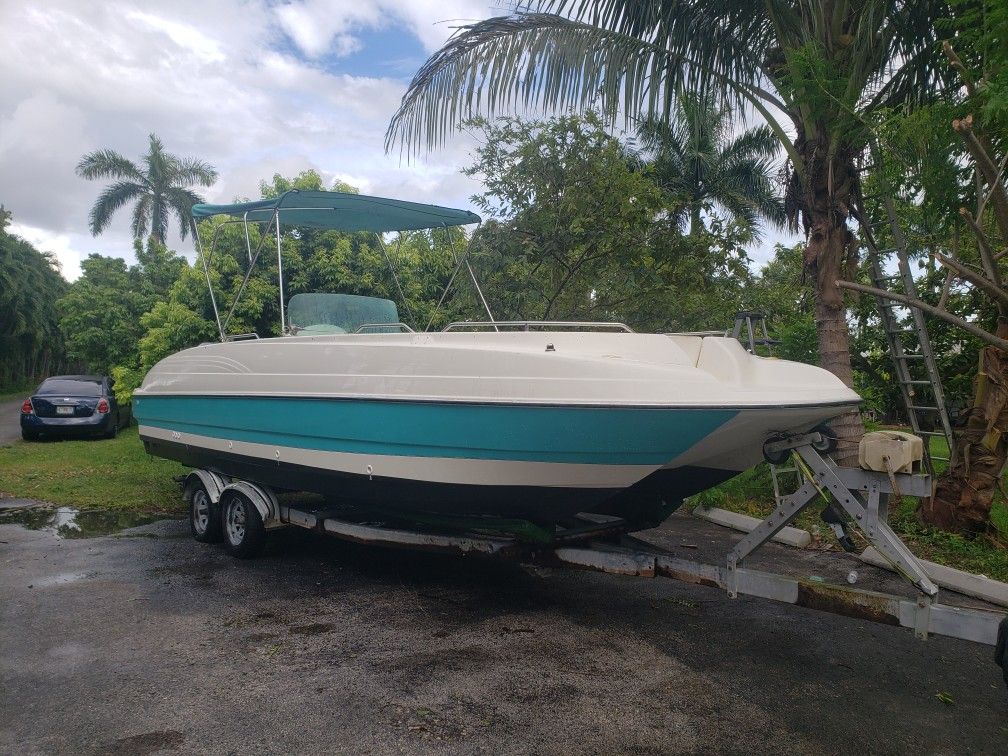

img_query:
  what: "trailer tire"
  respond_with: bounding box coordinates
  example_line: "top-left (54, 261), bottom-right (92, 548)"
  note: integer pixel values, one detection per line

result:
top-left (762, 435), bottom-right (790, 465)
top-left (221, 491), bottom-right (265, 559)
top-left (187, 479), bottom-right (222, 543)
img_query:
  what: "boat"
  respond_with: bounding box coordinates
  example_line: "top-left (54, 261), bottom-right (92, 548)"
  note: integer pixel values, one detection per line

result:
top-left (134, 189), bottom-right (860, 528)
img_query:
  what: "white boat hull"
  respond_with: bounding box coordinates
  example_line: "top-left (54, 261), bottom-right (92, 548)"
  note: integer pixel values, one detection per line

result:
top-left (135, 332), bottom-right (860, 524)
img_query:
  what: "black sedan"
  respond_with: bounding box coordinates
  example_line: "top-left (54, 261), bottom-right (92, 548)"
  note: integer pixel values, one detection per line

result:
top-left (20, 375), bottom-right (131, 441)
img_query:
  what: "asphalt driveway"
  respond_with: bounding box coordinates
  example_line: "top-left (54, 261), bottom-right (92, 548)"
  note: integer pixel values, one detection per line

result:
top-left (1, 503), bottom-right (1005, 755)
top-left (0, 398), bottom-right (23, 445)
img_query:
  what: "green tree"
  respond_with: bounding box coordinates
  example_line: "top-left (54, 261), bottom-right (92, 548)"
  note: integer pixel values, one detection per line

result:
top-left (635, 94), bottom-right (785, 238)
top-left (386, 0), bottom-right (953, 458)
top-left (461, 113), bottom-right (669, 321)
top-left (0, 210), bottom-right (69, 387)
top-left (76, 133), bottom-right (217, 243)
top-left (747, 243), bottom-right (818, 364)
top-left (57, 255), bottom-right (149, 374)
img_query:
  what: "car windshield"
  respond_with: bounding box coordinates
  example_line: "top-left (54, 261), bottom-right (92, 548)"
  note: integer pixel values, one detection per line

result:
top-left (37, 378), bottom-right (102, 396)
top-left (287, 293), bottom-right (399, 334)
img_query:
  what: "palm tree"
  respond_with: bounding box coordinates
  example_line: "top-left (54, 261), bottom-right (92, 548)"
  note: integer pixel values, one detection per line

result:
top-left (386, 1), bottom-right (952, 458)
top-left (635, 94), bottom-right (785, 238)
top-left (76, 133), bottom-right (217, 243)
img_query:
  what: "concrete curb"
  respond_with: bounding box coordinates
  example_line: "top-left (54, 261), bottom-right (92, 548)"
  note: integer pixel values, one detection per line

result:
top-left (693, 506), bottom-right (812, 549)
top-left (859, 546), bottom-right (1008, 607)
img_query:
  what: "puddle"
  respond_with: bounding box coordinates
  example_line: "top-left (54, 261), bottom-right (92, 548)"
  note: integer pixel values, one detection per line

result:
top-left (0, 506), bottom-right (170, 539)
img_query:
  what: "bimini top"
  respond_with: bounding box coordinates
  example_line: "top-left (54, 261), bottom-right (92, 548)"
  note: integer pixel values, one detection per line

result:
top-left (191, 189), bottom-right (480, 232)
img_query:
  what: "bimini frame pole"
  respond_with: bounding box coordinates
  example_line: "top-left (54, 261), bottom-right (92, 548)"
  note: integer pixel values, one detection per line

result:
top-left (221, 208), bottom-right (279, 336)
top-left (275, 211), bottom-right (285, 334)
top-left (193, 219), bottom-right (224, 342)
top-left (379, 232), bottom-right (415, 328)
top-left (425, 222), bottom-right (497, 332)
top-left (464, 225), bottom-right (495, 327)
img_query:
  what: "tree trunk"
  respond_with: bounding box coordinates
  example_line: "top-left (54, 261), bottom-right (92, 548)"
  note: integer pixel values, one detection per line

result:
top-left (801, 140), bottom-right (863, 466)
top-left (923, 320), bottom-right (1008, 534)
top-left (688, 206), bottom-right (704, 237)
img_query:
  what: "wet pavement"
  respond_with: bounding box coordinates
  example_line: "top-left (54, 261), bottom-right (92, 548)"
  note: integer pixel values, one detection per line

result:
top-left (1, 501), bottom-right (1005, 754)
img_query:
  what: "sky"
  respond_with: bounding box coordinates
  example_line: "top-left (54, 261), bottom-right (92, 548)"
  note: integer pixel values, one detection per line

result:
top-left (0, 0), bottom-right (798, 282)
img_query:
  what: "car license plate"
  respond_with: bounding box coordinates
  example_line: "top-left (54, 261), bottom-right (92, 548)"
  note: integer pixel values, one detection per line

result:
top-left (56, 406), bottom-right (74, 415)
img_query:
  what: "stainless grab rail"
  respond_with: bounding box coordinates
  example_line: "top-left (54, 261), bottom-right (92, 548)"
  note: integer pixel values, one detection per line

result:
top-left (442, 320), bottom-right (633, 333)
top-left (666, 330), bottom-right (729, 337)
top-left (354, 323), bottom-right (416, 333)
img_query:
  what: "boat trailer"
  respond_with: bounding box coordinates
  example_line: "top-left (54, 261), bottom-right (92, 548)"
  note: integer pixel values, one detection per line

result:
top-left (183, 431), bottom-right (1008, 684)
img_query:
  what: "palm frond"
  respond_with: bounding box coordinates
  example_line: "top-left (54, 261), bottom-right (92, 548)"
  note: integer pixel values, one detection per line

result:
top-left (864, 0), bottom-right (954, 111)
top-left (720, 125), bottom-right (780, 163)
top-left (173, 157), bottom-right (218, 187)
top-left (145, 134), bottom-right (169, 192)
top-left (150, 194), bottom-right (167, 243)
top-left (131, 194), bottom-right (151, 240)
top-left (386, 10), bottom-right (764, 156)
top-left (164, 186), bottom-right (204, 240)
top-left (89, 181), bottom-right (146, 236)
top-left (75, 150), bottom-right (146, 182)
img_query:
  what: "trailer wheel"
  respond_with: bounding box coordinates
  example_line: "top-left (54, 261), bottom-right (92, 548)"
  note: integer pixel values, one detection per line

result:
top-left (762, 435), bottom-right (790, 465)
top-left (187, 479), bottom-right (222, 543)
top-left (221, 491), bottom-right (265, 559)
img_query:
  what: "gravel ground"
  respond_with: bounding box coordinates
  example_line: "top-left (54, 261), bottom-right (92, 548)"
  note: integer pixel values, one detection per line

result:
top-left (1, 503), bottom-right (1005, 755)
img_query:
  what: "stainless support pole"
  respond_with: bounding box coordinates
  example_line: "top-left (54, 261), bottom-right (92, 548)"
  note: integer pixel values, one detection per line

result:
top-left (193, 221), bottom-right (224, 342)
top-left (425, 252), bottom-right (468, 332)
top-left (461, 224), bottom-right (497, 329)
top-left (466, 256), bottom-right (496, 327)
top-left (243, 211), bottom-right (253, 264)
top-left (275, 211), bottom-right (285, 335)
top-left (380, 233), bottom-right (414, 328)
top-left (221, 209), bottom-right (278, 336)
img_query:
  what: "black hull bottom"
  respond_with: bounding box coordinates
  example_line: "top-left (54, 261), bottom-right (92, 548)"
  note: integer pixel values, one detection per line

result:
top-left (143, 438), bottom-right (739, 526)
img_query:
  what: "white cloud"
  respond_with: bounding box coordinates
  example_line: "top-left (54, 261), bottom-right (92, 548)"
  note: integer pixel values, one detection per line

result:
top-left (273, 1), bottom-right (380, 58)
top-left (0, 1), bottom-right (496, 280)
top-left (7, 224), bottom-right (92, 282)
top-left (272, 0), bottom-right (490, 58)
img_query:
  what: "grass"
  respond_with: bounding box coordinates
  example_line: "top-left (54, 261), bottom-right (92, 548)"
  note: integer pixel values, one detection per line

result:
top-left (689, 429), bottom-right (1008, 582)
top-left (0, 425), bottom-right (186, 513)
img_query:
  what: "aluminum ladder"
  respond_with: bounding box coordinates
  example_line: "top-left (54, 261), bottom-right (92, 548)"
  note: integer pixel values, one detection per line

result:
top-left (863, 199), bottom-right (956, 475)
top-left (731, 311), bottom-right (779, 354)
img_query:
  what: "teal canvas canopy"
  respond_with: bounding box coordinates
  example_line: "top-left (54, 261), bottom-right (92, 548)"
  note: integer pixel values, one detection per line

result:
top-left (191, 189), bottom-right (480, 232)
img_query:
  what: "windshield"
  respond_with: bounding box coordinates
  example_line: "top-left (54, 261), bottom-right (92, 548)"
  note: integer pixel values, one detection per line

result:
top-left (37, 378), bottom-right (102, 396)
top-left (287, 293), bottom-right (399, 334)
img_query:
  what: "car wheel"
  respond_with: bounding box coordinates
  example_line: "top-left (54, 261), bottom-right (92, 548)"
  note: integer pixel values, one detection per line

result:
top-left (188, 479), bottom-right (222, 543)
top-left (104, 414), bottom-right (119, 439)
top-left (20, 428), bottom-right (38, 442)
top-left (221, 492), bottom-right (265, 558)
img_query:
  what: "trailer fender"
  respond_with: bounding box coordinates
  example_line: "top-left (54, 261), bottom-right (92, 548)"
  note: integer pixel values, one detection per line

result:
top-left (184, 469), bottom-right (229, 504)
top-left (220, 480), bottom-right (279, 527)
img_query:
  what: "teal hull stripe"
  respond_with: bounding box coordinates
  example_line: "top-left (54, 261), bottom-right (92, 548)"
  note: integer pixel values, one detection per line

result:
top-left (135, 396), bottom-right (737, 465)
